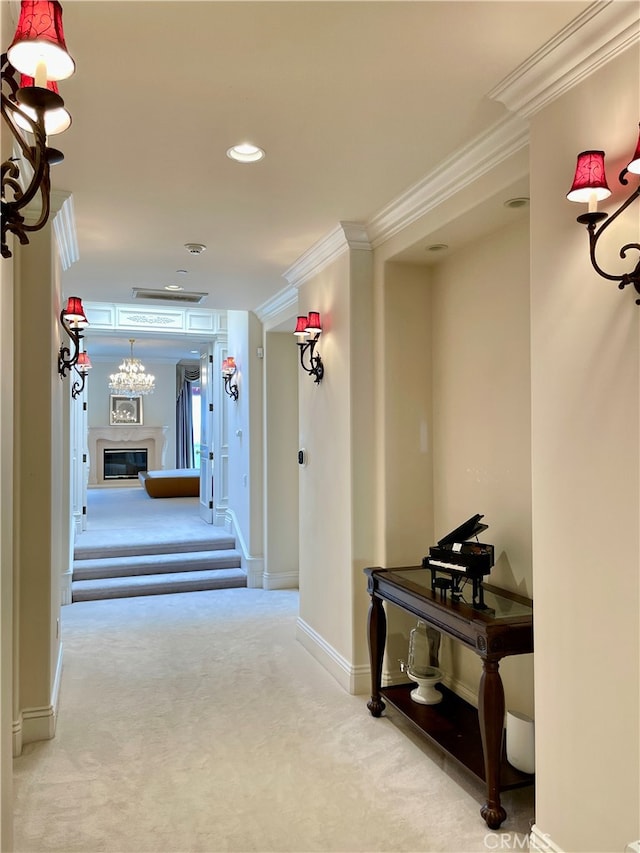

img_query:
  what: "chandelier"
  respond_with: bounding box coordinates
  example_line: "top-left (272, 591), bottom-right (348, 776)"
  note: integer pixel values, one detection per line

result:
top-left (108, 339), bottom-right (155, 397)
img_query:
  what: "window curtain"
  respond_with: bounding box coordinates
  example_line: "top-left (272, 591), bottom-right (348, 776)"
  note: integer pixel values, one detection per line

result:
top-left (176, 364), bottom-right (200, 468)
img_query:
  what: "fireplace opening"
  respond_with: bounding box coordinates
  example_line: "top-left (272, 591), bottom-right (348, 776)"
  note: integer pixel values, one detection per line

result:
top-left (103, 448), bottom-right (148, 480)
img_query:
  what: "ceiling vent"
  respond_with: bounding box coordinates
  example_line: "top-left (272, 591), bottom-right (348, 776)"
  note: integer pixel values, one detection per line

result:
top-left (132, 288), bottom-right (208, 304)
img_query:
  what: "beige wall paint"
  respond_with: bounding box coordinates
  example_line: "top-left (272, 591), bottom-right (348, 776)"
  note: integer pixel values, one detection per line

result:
top-left (430, 218), bottom-right (533, 715)
top-left (297, 251), bottom-right (354, 664)
top-left (15, 224), bottom-right (63, 746)
top-left (530, 47), bottom-right (640, 852)
top-left (264, 332), bottom-right (299, 587)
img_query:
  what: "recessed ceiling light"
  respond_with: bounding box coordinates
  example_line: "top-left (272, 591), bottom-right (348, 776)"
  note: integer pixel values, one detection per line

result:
top-left (426, 243), bottom-right (449, 252)
top-left (504, 197), bottom-right (530, 209)
top-left (165, 284), bottom-right (184, 291)
top-left (176, 269), bottom-right (188, 275)
top-left (226, 143), bottom-right (265, 163)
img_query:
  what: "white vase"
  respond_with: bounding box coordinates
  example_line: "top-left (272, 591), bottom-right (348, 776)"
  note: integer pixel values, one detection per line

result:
top-left (506, 710), bottom-right (535, 774)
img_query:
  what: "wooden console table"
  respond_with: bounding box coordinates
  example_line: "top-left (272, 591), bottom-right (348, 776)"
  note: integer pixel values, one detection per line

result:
top-left (364, 566), bottom-right (534, 829)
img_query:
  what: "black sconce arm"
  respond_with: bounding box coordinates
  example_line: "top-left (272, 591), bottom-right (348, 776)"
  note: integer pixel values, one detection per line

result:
top-left (298, 336), bottom-right (324, 384)
top-left (1, 54), bottom-right (53, 258)
top-left (71, 367), bottom-right (87, 399)
top-left (58, 314), bottom-right (83, 378)
top-left (578, 182), bottom-right (640, 301)
top-left (223, 374), bottom-right (239, 401)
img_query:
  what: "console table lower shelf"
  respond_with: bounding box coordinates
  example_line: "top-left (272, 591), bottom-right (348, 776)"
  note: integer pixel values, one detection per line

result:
top-left (382, 683), bottom-right (533, 791)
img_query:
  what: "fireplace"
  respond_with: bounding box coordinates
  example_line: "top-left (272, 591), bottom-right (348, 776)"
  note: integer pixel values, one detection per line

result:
top-left (88, 426), bottom-right (169, 485)
top-left (103, 448), bottom-right (148, 480)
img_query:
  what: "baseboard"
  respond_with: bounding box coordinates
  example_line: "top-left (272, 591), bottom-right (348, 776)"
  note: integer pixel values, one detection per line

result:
top-left (263, 570), bottom-right (298, 590)
top-left (296, 617), bottom-right (369, 695)
top-left (225, 509), bottom-right (264, 588)
top-left (13, 642), bottom-right (62, 756)
top-left (529, 824), bottom-right (563, 853)
top-left (61, 569), bottom-right (72, 606)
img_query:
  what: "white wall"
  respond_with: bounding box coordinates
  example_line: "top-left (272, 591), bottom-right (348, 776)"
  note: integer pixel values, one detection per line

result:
top-left (226, 310), bottom-right (264, 583)
top-left (529, 46), bottom-right (640, 853)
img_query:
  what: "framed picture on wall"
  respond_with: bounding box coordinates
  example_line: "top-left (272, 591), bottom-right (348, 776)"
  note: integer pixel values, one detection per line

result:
top-left (110, 395), bottom-right (143, 426)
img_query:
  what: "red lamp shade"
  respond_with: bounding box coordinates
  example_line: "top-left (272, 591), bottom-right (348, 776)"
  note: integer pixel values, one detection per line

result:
top-left (76, 351), bottom-right (92, 372)
top-left (294, 315), bottom-right (309, 337)
top-left (7, 1), bottom-right (75, 82)
top-left (567, 150), bottom-right (611, 204)
top-left (15, 74), bottom-right (71, 135)
top-left (306, 311), bottom-right (322, 335)
top-left (627, 124), bottom-right (640, 176)
top-left (222, 356), bottom-right (236, 376)
top-left (62, 296), bottom-right (88, 328)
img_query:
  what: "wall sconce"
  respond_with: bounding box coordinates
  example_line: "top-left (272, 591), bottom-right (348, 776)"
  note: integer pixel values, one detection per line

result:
top-left (567, 123), bottom-right (640, 303)
top-left (294, 312), bottom-right (324, 384)
top-left (71, 350), bottom-right (91, 399)
top-left (1, 1), bottom-right (75, 259)
top-left (222, 356), bottom-right (239, 401)
top-left (58, 296), bottom-right (88, 378)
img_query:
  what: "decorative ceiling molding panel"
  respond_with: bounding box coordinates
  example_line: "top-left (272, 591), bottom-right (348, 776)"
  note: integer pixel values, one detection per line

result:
top-left (255, 285), bottom-right (298, 328)
top-left (84, 302), bottom-right (225, 336)
top-left (488, 1), bottom-right (640, 118)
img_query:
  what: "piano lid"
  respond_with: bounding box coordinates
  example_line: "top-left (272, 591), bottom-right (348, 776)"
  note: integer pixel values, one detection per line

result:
top-left (436, 513), bottom-right (488, 547)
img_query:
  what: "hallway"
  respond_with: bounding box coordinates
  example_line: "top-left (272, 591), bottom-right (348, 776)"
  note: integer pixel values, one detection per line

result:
top-left (12, 588), bottom-right (534, 853)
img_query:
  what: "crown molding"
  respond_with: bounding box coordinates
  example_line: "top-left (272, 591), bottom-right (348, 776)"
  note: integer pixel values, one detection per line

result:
top-left (51, 190), bottom-right (79, 271)
top-left (270, 1), bottom-right (638, 302)
top-left (283, 221), bottom-right (370, 290)
top-left (488, 1), bottom-right (640, 118)
top-left (366, 113), bottom-right (529, 248)
top-left (254, 284), bottom-right (298, 327)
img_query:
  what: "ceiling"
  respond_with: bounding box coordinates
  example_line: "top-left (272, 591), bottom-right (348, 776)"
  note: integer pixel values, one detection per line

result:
top-left (9, 0), bottom-right (594, 360)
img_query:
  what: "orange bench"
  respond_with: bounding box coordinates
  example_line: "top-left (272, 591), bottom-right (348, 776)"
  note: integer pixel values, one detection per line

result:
top-left (139, 468), bottom-right (199, 498)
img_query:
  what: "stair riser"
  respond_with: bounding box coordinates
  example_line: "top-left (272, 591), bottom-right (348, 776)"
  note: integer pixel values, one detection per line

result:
top-left (74, 538), bottom-right (236, 561)
top-left (72, 575), bottom-right (246, 602)
top-left (74, 555), bottom-right (241, 581)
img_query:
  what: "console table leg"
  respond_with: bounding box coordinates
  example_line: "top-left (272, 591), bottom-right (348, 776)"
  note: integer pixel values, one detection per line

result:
top-left (478, 658), bottom-right (507, 829)
top-left (367, 595), bottom-right (386, 717)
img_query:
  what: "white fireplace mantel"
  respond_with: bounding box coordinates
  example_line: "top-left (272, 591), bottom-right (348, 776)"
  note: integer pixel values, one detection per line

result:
top-left (88, 426), bottom-right (169, 485)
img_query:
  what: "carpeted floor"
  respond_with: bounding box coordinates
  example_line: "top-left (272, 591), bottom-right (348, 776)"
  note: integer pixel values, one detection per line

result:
top-left (12, 588), bottom-right (534, 853)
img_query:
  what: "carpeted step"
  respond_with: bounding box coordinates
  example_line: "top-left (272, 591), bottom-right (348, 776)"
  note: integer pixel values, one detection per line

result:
top-left (71, 568), bottom-right (247, 602)
top-left (74, 531), bottom-right (237, 561)
top-left (73, 549), bottom-right (242, 581)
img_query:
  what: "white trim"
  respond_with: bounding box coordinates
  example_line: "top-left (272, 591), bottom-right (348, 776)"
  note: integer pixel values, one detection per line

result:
top-left (529, 824), bottom-right (564, 853)
top-left (283, 221), bottom-right (370, 289)
top-left (83, 302), bottom-right (226, 338)
top-left (488, 1), bottom-right (640, 119)
top-left (61, 568), bottom-right (72, 606)
top-left (367, 114), bottom-right (529, 248)
top-left (13, 642), bottom-right (62, 755)
top-left (254, 285), bottom-right (298, 328)
top-left (224, 509), bottom-right (263, 589)
top-left (262, 570), bottom-right (298, 590)
top-left (296, 617), bottom-right (369, 695)
top-left (51, 190), bottom-right (79, 271)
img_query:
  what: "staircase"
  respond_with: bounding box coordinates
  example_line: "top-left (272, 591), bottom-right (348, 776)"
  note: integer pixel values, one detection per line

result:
top-left (72, 531), bottom-right (245, 602)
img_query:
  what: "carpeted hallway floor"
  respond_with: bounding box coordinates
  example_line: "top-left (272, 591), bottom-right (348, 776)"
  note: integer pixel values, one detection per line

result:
top-left (12, 589), bottom-right (534, 853)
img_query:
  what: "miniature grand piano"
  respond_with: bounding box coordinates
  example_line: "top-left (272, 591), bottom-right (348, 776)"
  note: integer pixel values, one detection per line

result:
top-left (422, 513), bottom-right (494, 609)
